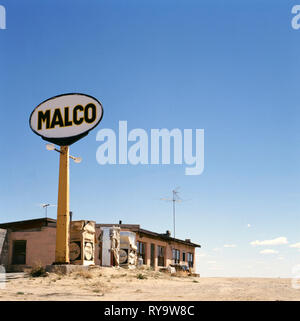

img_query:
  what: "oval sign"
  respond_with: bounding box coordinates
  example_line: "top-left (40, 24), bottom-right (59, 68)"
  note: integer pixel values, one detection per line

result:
top-left (70, 242), bottom-right (81, 261)
top-left (119, 249), bottom-right (128, 264)
top-left (29, 93), bottom-right (103, 146)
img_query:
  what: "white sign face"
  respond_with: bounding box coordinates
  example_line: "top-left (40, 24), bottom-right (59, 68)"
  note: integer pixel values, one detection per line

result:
top-left (30, 93), bottom-right (103, 146)
top-left (84, 242), bottom-right (93, 261)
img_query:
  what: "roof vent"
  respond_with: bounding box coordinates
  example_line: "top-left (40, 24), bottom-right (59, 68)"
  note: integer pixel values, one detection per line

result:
top-left (185, 239), bottom-right (191, 243)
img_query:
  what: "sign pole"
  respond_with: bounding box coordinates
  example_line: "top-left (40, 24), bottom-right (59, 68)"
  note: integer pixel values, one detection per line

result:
top-left (55, 145), bottom-right (70, 264)
top-left (30, 93), bottom-right (103, 266)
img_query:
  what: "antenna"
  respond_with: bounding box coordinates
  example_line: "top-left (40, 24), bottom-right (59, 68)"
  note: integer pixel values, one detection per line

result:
top-left (160, 187), bottom-right (182, 239)
top-left (38, 203), bottom-right (56, 219)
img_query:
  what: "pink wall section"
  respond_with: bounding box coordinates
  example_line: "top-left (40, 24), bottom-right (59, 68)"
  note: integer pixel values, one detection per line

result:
top-left (9, 227), bottom-right (56, 267)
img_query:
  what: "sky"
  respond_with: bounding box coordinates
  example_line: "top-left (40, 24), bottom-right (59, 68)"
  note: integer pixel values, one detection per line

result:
top-left (1, 0), bottom-right (300, 277)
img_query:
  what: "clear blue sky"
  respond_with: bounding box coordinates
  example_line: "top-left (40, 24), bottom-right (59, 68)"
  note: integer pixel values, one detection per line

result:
top-left (1, 0), bottom-right (300, 277)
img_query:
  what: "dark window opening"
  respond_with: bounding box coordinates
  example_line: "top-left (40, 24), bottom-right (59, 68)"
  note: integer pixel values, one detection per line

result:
top-left (172, 249), bottom-right (180, 264)
top-left (187, 252), bottom-right (194, 268)
top-left (157, 246), bottom-right (165, 267)
top-left (12, 240), bottom-right (26, 265)
top-left (150, 244), bottom-right (155, 268)
top-left (182, 252), bottom-right (186, 262)
top-left (137, 241), bottom-right (146, 264)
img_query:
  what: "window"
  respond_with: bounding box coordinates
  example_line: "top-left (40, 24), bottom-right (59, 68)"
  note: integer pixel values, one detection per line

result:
top-left (172, 249), bottom-right (180, 264)
top-left (157, 246), bottom-right (165, 267)
top-left (12, 240), bottom-right (26, 265)
top-left (182, 252), bottom-right (186, 262)
top-left (137, 241), bottom-right (146, 264)
top-left (187, 252), bottom-right (194, 268)
top-left (150, 244), bottom-right (155, 268)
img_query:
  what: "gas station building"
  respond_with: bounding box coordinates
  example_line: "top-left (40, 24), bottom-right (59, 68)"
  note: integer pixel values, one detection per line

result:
top-left (0, 217), bottom-right (200, 273)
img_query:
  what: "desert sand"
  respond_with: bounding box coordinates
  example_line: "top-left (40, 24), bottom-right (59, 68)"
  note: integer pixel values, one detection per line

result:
top-left (0, 266), bottom-right (299, 301)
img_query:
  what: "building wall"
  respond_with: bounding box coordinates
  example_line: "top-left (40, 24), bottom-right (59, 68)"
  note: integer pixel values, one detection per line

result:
top-left (8, 227), bottom-right (56, 269)
top-left (136, 234), bottom-right (196, 271)
top-left (95, 227), bottom-right (197, 271)
top-left (137, 235), bottom-right (167, 268)
top-left (5, 225), bottom-right (197, 272)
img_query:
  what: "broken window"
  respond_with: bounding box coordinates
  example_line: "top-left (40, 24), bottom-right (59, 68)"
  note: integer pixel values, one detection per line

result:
top-left (12, 240), bottom-right (26, 265)
top-left (157, 246), bottom-right (165, 267)
top-left (172, 249), bottom-right (180, 264)
top-left (187, 252), bottom-right (194, 268)
top-left (136, 241), bottom-right (146, 264)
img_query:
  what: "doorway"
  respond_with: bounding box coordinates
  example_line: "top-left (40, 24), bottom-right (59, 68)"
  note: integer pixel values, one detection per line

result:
top-left (12, 240), bottom-right (26, 265)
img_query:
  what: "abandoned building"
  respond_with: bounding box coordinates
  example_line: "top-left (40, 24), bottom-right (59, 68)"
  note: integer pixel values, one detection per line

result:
top-left (0, 217), bottom-right (200, 273)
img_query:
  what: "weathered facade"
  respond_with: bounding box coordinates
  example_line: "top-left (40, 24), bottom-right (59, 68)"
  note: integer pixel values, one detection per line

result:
top-left (70, 220), bottom-right (96, 266)
top-left (0, 218), bottom-right (200, 273)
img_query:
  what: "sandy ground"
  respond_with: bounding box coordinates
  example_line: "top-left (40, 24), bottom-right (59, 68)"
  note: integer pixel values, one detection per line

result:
top-left (0, 266), bottom-right (300, 301)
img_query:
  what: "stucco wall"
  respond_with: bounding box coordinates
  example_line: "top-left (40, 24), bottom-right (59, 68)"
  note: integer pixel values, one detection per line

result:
top-left (6, 226), bottom-right (197, 272)
top-left (8, 227), bottom-right (56, 267)
top-left (136, 234), bottom-right (196, 271)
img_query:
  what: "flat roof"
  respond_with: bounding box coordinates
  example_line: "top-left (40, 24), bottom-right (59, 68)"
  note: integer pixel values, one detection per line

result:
top-left (137, 228), bottom-right (200, 248)
top-left (0, 217), bottom-right (200, 248)
top-left (0, 217), bottom-right (56, 230)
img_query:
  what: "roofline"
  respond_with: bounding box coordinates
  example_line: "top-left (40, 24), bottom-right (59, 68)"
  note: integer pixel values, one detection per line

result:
top-left (96, 224), bottom-right (200, 247)
top-left (0, 217), bottom-right (56, 226)
top-left (96, 223), bottom-right (140, 229)
top-left (137, 228), bottom-right (201, 248)
top-left (0, 218), bottom-right (201, 247)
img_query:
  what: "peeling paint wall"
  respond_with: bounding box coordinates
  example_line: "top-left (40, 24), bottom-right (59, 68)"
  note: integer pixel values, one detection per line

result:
top-left (70, 220), bottom-right (96, 266)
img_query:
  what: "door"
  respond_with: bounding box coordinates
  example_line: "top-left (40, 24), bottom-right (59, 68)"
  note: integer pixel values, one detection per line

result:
top-left (12, 240), bottom-right (26, 265)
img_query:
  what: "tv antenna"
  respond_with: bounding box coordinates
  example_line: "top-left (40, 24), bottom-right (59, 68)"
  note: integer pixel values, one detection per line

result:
top-left (160, 187), bottom-right (182, 239)
top-left (38, 203), bottom-right (56, 219)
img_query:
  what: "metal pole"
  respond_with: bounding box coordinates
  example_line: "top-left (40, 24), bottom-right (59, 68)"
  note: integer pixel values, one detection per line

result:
top-left (55, 145), bottom-right (70, 264)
